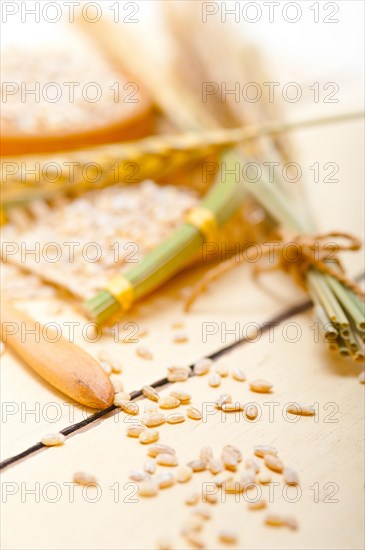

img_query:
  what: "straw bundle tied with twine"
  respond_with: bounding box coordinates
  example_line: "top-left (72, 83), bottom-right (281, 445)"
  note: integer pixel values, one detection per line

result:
top-left (80, 4), bottom-right (364, 362)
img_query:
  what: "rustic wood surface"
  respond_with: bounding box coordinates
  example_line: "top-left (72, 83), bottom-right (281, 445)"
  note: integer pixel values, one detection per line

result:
top-left (1, 119), bottom-right (364, 550)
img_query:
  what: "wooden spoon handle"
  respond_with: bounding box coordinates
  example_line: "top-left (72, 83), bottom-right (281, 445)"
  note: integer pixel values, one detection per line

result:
top-left (1, 301), bottom-right (114, 409)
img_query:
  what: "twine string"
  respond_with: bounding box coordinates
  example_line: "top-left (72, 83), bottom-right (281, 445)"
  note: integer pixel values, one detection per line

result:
top-left (184, 231), bottom-right (364, 311)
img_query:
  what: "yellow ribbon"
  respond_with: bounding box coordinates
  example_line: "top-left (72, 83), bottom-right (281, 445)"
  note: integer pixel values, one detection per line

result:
top-left (185, 206), bottom-right (219, 243)
top-left (106, 276), bottom-right (134, 311)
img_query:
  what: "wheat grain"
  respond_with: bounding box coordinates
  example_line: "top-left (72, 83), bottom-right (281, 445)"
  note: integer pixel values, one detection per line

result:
top-left (264, 454), bottom-right (284, 473)
top-left (245, 404), bottom-right (259, 420)
top-left (176, 465), bottom-right (193, 483)
top-left (218, 529), bottom-right (238, 544)
top-left (139, 429), bottom-right (160, 444)
top-left (187, 460), bottom-right (206, 472)
top-left (142, 385), bottom-right (160, 401)
top-left (245, 458), bottom-right (260, 473)
top-left (173, 333), bottom-right (189, 344)
top-left (223, 445), bottom-right (242, 462)
top-left (214, 473), bottom-right (234, 487)
top-left (221, 402), bottom-right (244, 412)
top-left (215, 393), bottom-right (232, 409)
top-left (182, 531), bottom-right (205, 549)
top-left (141, 412), bottom-right (166, 427)
top-left (139, 479), bottom-right (159, 497)
top-left (110, 360), bottom-right (123, 374)
top-left (283, 467), bottom-right (299, 485)
top-left (214, 363), bottom-right (229, 377)
top-left (221, 450), bottom-right (238, 472)
top-left (286, 403), bottom-right (316, 416)
top-left (193, 506), bottom-right (211, 520)
top-left (126, 424), bottom-right (146, 437)
top-left (187, 406), bottom-right (202, 420)
top-left (41, 433), bottom-right (65, 446)
top-left (208, 372), bottom-right (221, 387)
top-left (248, 498), bottom-right (267, 510)
top-left (169, 390), bottom-right (191, 403)
top-left (156, 453), bottom-right (179, 467)
top-left (73, 472), bottom-right (97, 486)
top-left (136, 346), bottom-right (153, 360)
top-left (254, 445), bottom-right (278, 458)
top-left (185, 492), bottom-right (199, 505)
top-left (158, 396), bottom-right (180, 409)
top-left (231, 367), bottom-right (246, 382)
top-left (147, 443), bottom-right (176, 458)
top-left (249, 379), bottom-right (273, 393)
top-left (167, 413), bottom-right (185, 424)
top-left (156, 471), bottom-right (175, 489)
top-left (264, 514), bottom-right (286, 527)
top-left (200, 447), bottom-right (213, 463)
top-left (208, 458), bottom-right (224, 475)
top-left (129, 470), bottom-right (150, 482)
top-left (223, 480), bottom-right (244, 494)
top-left (193, 358), bottom-right (212, 376)
top-left (167, 366), bottom-right (190, 382)
top-left (257, 472), bottom-right (272, 485)
top-left (110, 376), bottom-right (124, 394)
top-left (113, 392), bottom-right (132, 406)
top-left (144, 460), bottom-right (156, 475)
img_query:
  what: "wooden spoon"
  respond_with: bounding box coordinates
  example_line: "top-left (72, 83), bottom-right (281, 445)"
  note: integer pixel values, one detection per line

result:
top-left (1, 301), bottom-right (114, 409)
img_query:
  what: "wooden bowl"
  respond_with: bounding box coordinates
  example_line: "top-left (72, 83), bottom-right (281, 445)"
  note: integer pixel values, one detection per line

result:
top-left (1, 48), bottom-right (155, 156)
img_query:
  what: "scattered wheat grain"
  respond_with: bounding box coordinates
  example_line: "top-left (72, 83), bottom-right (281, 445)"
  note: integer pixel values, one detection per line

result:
top-left (200, 447), bottom-right (213, 463)
top-left (129, 470), bottom-right (150, 482)
top-left (139, 479), bottom-right (159, 497)
top-left (215, 393), bottom-right (232, 409)
top-left (159, 396), bottom-right (180, 409)
top-left (283, 467), bottom-right (299, 486)
top-left (41, 433), bottom-right (65, 446)
top-left (176, 466), bottom-right (193, 483)
top-left (141, 412), bottom-right (165, 427)
top-left (187, 459), bottom-right (206, 472)
top-left (169, 390), bottom-right (191, 404)
top-left (221, 402), bottom-right (244, 412)
top-left (254, 445), bottom-right (278, 459)
top-left (257, 472), bottom-right (272, 485)
top-left (156, 453), bottom-right (179, 467)
top-left (148, 443), bottom-right (176, 458)
top-left (264, 454), bottom-right (284, 473)
top-left (249, 379), bottom-right (273, 393)
top-left (144, 460), bottom-right (156, 475)
top-left (142, 385), bottom-right (160, 401)
top-left (208, 372), bottom-right (221, 387)
top-left (126, 424), bottom-right (146, 437)
top-left (185, 492), bottom-right (199, 505)
top-left (187, 406), bottom-right (202, 420)
top-left (248, 498), bottom-right (267, 510)
top-left (245, 404), bottom-right (259, 420)
top-left (156, 471), bottom-right (175, 489)
top-left (208, 458), bottom-right (224, 475)
top-left (286, 403), bottom-right (316, 416)
top-left (218, 529), bottom-right (238, 544)
top-left (139, 429), bottom-right (159, 444)
top-left (193, 358), bottom-right (212, 376)
top-left (231, 367), bottom-right (246, 382)
top-left (73, 472), bottom-right (97, 486)
top-left (136, 346), bottom-right (153, 360)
